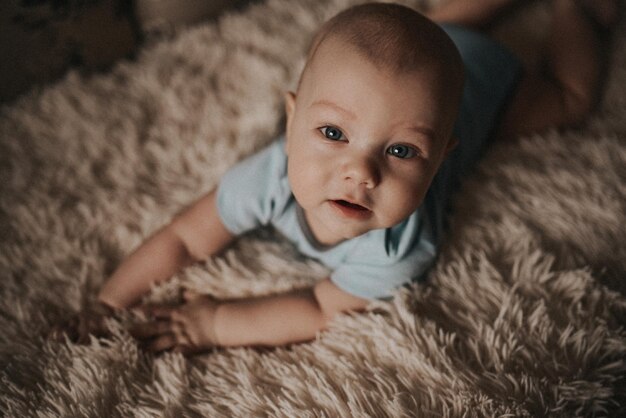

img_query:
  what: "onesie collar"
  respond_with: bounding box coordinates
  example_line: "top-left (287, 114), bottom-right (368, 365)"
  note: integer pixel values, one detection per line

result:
top-left (295, 204), bottom-right (342, 252)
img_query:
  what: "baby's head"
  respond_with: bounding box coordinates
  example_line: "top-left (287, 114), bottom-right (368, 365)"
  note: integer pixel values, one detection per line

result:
top-left (284, 2), bottom-right (464, 246)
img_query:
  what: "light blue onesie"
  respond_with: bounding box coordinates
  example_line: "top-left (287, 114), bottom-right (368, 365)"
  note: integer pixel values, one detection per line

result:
top-left (216, 24), bottom-right (522, 300)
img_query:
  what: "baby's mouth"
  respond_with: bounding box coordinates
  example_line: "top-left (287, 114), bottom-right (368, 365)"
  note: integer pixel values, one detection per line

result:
top-left (330, 199), bottom-right (372, 219)
top-left (334, 199), bottom-right (369, 212)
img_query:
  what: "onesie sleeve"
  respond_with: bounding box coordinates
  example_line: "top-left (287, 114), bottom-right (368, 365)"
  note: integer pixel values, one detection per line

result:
top-left (216, 138), bottom-right (289, 235)
top-left (330, 212), bottom-right (438, 300)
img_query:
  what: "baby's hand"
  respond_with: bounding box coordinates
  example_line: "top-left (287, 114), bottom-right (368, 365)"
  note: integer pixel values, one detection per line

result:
top-left (130, 290), bottom-right (220, 355)
top-left (48, 302), bottom-right (119, 344)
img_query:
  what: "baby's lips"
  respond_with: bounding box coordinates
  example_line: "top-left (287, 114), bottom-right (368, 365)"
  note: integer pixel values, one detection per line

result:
top-left (343, 200), bottom-right (369, 211)
top-left (332, 198), bottom-right (373, 213)
top-left (329, 199), bottom-right (374, 220)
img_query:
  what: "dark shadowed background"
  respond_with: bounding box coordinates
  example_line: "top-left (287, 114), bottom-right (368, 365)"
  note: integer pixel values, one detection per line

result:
top-left (0, 0), bottom-right (258, 104)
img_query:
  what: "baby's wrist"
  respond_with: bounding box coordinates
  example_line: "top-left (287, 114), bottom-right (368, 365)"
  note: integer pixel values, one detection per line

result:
top-left (211, 303), bottom-right (224, 347)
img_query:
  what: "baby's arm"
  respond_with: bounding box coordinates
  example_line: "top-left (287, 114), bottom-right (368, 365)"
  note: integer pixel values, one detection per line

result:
top-left (214, 278), bottom-right (369, 347)
top-left (49, 190), bottom-right (233, 343)
top-left (133, 278), bottom-right (370, 352)
top-left (98, 190), bottom-right (234, 309)
top-left (99, 182), bottom-right (369, 349)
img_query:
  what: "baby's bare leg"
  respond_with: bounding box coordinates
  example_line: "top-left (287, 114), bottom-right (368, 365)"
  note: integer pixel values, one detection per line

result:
top-left (426, 0), bottom-right (522, 29)
top-left (497, 0), bottom-right (618, 138)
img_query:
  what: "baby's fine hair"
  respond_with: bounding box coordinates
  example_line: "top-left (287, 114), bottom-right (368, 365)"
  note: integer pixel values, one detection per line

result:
top-left (301, 2), bottom-right (464, 87)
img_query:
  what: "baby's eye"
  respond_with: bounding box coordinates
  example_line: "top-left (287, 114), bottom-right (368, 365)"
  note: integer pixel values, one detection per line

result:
top-left (320, 126), bottom-right (345, 141)
top-left (387, 144), bottom-right (418, 159)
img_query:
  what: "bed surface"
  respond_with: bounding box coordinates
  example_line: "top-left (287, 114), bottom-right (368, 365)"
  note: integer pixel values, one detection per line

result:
top-left (1, 0), bottom-right (625, 416)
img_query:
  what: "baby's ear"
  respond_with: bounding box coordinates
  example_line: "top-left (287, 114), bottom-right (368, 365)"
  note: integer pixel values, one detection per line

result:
top-left (284, 91), bottom-right (296, 117)
top-left (284, 91), bottom-right (296, 125)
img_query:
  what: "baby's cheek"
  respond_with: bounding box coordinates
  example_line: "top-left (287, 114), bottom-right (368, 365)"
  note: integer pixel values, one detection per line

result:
top-left (387, 181), bottom-right (426, 219)
top-left (288, 159), bottom-right (320, 204)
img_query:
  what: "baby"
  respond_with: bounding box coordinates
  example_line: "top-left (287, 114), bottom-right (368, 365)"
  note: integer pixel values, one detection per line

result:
top-left (55, 0), bottom-right (615, 353)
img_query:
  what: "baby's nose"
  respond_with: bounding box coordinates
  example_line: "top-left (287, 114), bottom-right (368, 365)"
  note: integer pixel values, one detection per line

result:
top-left (342, 156), bottom-right (380, 189)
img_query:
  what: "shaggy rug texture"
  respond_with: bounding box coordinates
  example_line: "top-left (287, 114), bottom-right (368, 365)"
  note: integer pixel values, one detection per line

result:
top-left (1, 0), bottom-right (625, 416)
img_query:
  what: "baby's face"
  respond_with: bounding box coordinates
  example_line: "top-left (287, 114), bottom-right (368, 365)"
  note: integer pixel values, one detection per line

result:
top-left (285, 37), bottom-right (458, 246)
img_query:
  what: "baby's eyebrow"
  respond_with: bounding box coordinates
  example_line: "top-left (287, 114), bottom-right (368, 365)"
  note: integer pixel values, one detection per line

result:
top-left (310, 100), bottom-right (356, 120)
top-left (405, 125), bottom-right (436, 142)
top-left (310, 99), bottom-right (436, 142)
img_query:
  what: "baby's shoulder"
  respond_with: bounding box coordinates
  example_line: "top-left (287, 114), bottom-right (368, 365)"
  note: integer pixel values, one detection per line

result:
top-left (216, 136), bottom-right (290, 232)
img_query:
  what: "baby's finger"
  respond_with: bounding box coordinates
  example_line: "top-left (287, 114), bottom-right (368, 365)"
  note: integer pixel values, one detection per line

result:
top-left (145, 334), bottom-right (177, 353)
top-left (142, 305), bottom-right (175, 320)
top-left (182, 289), bottom-right (218, 304)
top-left (182, 289), bottom-right (203, 302)
top-left (130, 320), bottom-right (172, 340)
top-left (173, 343), bottom-right (197, 356)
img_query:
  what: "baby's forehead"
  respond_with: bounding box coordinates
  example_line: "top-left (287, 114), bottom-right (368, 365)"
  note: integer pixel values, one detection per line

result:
top-left (296, 3), bottom-right (464, 100)
top-left (306, 35), bottom-right (451, 92)
top-left (311, 31), bottom-right (450, 75)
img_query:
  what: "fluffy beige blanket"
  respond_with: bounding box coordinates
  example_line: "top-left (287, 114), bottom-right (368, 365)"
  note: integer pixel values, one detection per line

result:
top-left (1, 0), bottom-right (625, 416)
